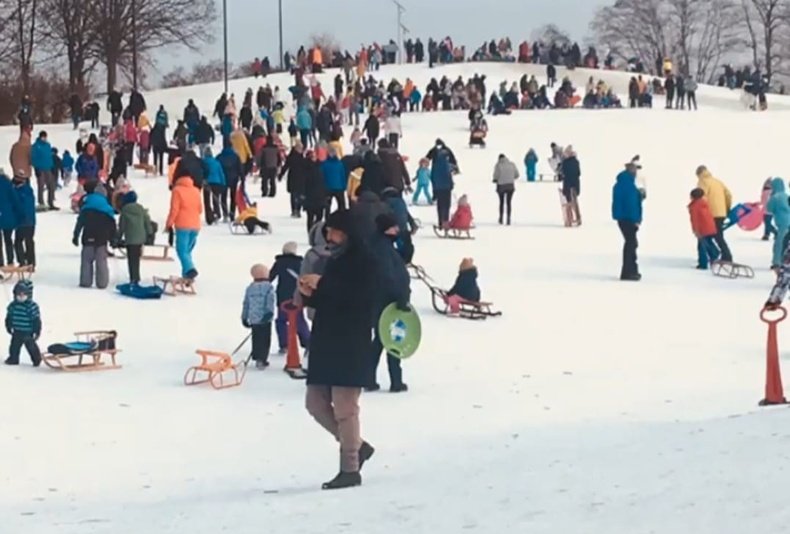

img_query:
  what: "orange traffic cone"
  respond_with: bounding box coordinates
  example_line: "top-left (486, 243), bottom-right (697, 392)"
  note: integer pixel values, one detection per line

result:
top-left (281, 300), bottom-right (307, 380)
top-left (759, 306), bottom-right (788, 406)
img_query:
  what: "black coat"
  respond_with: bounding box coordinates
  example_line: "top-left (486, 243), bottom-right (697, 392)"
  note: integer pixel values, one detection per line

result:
top-left (379, 148), bottom-right (410, 192)
top-left (369, 233), bottom-right (410, 316)
top-left (217, 149), bottom-right (243, 186)
top-left (351, 191), bottom-right (391, 246)
top-left (360, 155), bottom-right (387, 196)
top-left (448, 268), bottom-right (480, 302)
top-left (196, 121), bottom-right (215, 145)
top-left (561, 156), bottom-right (581, 197)
top-left (74, 209), bottom-right (117, 247)
top-left (151, 124), bottom-right (168, 151)
top-left (270, 253), bottom-right (303, 304)
top-left (303, 243), bottom-right (376, 387)
top-left (281, 150), bottom-right (308, 195)
top-left (303, 160), bottom-right (327, 210)
top-left (364, 115), bottom-right (380, 139)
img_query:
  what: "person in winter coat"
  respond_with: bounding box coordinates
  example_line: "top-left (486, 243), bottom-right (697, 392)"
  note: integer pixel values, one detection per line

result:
top-left (304, 150), bottom-right (329, 232)
top-left (259, 136), bottom-right (282, 198)
top-left (117, 191), bottom-right (153, 284)
top-left (381, 187), bottom-right (417, 263)
top-left (363, 113), bottom-right (380, 145)
top-left (9, 128), bottom-right (32, 181)
top-left (4, 280), bottom-right (42, 366)
top-left (217, 144), bottom-right (243, 218)
top-left (412, 158), bottom-right (432, 204)
top-left (62, 150), bottom-right (75, 186)
top-left (280, 143), bottom-right (308, 217)
top-left (524, 148), bottom-right (538, 182)
top-left (445, 257), bottom-right (481, 313)
top-left (359, 151), bottom-right (386, 196)
top-left (122, 118), bottom-right (137, 166)
top-left (166, 164), bottom-right (203, 280)
top-left (270, 242), bottom-right (311, 352)
top-left (196, 117), bottom-right (215, 156)
top-left (696, 165), bottom-right (733, 263)
top-left (13, 177), bottom-right (36, 268)
top-left (428, 142), bottom-right (455, 226)
top-left (0, 171), bottom-right (21, 268)
top-left (296, 107), bottom-right (314, 148)
top-left (31, 131), bottom-right (57, 209)
top-left (150, 123), bottom-right (168, 176)
top-left (385, 113), bottom-right (402, 149)
top-left (378, 141), bottom-right (411, 193)
top-left (321, 149), bottom-right (348, 212)
top-left (230, 128), bottom-right (253, 175)
top-left (612, 161), bottom-right (643, 281)
top-left (368, 212), bottom-right (412, 392)
top-left (351, 190), bottom-right (391, 246)
top-left (294, 221), bottom-right (331, 317)
top-left (72, 183), bottom-right (117, 289)
top-left (242, 263), bottom-right (276, 368)
top-left (766, 178), bottom-right (790, 268)
top-left (688, 188), bottom-right (720, 269)
top-left (493, 154), bottom-right (518, 225)
top-left (75, 143), bottom-right (100, 183)
top-left (298, 209), bottom-right (377, 490)
top-left (203, 148), bottom-right (227, 224)
top-left (560, 147), bottom-right (581, 202)
top-left (762, 177), bottom-right (776, 241)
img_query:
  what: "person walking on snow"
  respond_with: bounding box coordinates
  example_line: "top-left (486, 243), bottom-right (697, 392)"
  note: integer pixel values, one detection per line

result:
top-left (412, 158), bottom-right (432, 205)
top-left (31, 131), bottom-right (57, 210)
top-left (493, 154), bottom-right (518, 225)
top-left (117, 191), bottom-right (153, 285)
top-left (695, 165), bottom-right (733, 263)
top-left (299, 209), bottom-right (377, 490)
top-left (612, 160), bottom-right (644, 281)
top-left (269, 241), bottom-right (310, 353)
top-left (688, 188), bottom-right (720, 269)
top-left (524, 148), bottom-right (538, 182)
top-left (12, 176), bottom-right (36, 268)
top-left (166, 164), bottom-right (202, 281)
top-left (72, 183), bottom-right (117, 289)
top-left (766, 177), bottom-right (790, 269)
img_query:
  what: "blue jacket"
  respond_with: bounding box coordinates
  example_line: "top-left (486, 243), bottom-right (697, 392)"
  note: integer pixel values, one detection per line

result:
top-left (31, 139), bottom-right (54, 171)
top-left (204, 156), bottom-right (226, 186)
top-left (14, 181), bottom-right (35, 227)
top-left (62, 151), bottom-right (75, 172)
top-left (321, 157), bottom-right (347, 192)
top-left (410, 89), bottom-right (422, 104)
top-left (385, 194), bottom-right (411, 234)
top-left (296, 108), bottom-right (312, 130)
top-left (415, 167), bottom-right (431, 187)
top-left (767, 177), bottom-right (790, 230)
top-left (220, 115), bottom-right (234, 139)
top-left (6, 299), bottom-right (41, 334)
top-left (611, 170), bottom-right (643, 223)
top-left (81, 192), bottom-right (116, 217)
top-left (0, 175), bottom-right (21, 230)
top-left (156, 110), bottom-right (169, 127)
top-left (75, 154), bottom-right (99, 180)
top-left (430, 151), bottom-right (454, 191)
top-left (524, 151), bottom-right (538, 167)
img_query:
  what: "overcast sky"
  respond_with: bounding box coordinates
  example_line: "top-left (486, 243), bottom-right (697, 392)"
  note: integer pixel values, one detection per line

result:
top-left (160, 0), bottom-right (609, 73)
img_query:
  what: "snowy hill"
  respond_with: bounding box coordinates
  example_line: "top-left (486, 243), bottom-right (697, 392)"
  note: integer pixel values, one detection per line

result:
top-left (2, 63), bottom-right (790, 534)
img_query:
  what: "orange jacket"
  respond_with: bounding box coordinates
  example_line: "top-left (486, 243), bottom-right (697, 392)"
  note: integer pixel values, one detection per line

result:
top-left (166, 177), bottom-right (202, 230)
top-left (688, 198), bottom-right (717, 237)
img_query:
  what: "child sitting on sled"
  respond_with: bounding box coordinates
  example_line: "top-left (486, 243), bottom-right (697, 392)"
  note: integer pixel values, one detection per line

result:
top-left (242, 264), bottom-right (276, 369)
top-left (445, 257), bottom-right (481, 313)
top-left (448, 194), bottom-right (474, 231)
top-left (234, 186), bottom-right (271, 234)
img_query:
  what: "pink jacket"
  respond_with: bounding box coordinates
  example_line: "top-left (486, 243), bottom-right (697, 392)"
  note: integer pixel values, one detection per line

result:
top-left (124, 121), bottom-right (138, 143)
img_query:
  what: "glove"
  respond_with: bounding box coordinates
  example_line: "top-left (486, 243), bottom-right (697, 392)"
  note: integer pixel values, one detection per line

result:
top-left (72, 236), bottom-right (79, 247)
top-left (765, 301), bottom-right (780, 311)
top-left (397, 301), bottom-right (412, 313)
top-left (242, 319), bottom-right (250, 328)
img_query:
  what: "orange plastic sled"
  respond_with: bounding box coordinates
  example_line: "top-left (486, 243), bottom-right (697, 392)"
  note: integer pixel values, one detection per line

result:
top-left (184, 350), bottom-right (247, 389)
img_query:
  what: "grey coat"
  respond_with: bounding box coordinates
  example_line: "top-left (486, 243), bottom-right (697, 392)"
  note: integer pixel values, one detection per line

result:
top-left (493, 158), bottom-right (519, 193)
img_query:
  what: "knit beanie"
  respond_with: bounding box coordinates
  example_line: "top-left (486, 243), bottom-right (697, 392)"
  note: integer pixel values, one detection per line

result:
top-left (282, 241), bottom-right (298, 255)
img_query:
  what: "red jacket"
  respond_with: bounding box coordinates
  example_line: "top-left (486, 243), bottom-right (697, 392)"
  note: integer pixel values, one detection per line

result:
top-left (689, 198), bottom-right (717, 237)
top-left (449, 204), bottom-right (473, 230)
top-left (124, 121), bottom-right (138, 143)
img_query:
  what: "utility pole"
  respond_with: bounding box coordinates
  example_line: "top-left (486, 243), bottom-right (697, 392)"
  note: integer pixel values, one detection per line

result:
top-left (223, 0), bottom-right (228, 93)
top-left (132, 0), bottom-right (138, 90)
top-left (278, 0), bottom-right (284, 70)
top-left (390, 0), bottom-right (405, 64)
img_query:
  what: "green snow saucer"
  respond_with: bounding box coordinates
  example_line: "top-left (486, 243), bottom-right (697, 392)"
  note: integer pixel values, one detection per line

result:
top-left (378, 303), bottom-right (422, 360)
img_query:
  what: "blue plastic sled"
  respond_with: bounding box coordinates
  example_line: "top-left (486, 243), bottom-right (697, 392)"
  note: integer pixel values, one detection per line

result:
top-left (116, 283), bottom-right (164, 300)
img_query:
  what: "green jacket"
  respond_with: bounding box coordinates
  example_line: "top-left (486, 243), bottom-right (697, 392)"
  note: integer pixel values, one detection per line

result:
top-left (118, 202), bottom-right (153, 246)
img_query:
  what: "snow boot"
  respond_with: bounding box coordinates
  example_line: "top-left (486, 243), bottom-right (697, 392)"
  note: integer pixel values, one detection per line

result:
top-left (390, 383), bottom-right (409, 393)
top-left (364, 383), bottom-right (381, 393)
top-left (359, 442), bottom-right (375, 470)
top-left (184, 269), bottom-right (198, 280)
top-left (4, 357), bottom-right (18, 365)
top-left (255, 360), bottom-right (269, 369)
top-left (321, 471), bottom-right (361, 490)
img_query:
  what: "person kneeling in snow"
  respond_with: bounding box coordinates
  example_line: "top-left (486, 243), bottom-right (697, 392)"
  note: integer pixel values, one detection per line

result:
top-left (4, 280), bottom-right (42, 366)
top-left (242, 264), bottom-right (276, 369)
top-left (445, 258), bottom-right (481, 313)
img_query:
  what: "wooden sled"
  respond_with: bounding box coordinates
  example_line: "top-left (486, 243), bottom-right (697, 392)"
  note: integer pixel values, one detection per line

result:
top-left (433, 225), bottom-right (474, 240)
top-left (711, 261), bottom-right (755, 279)
top-left (230, 221), bottom-right (271, 235)
top-left (429, 287), bottom-right (502, 320)
top-left (42, 330), bottom-right (121, 372)
top-left (133, 162), bottom-right (157, 176)
top-left (0, 265), bottom-right (34, 282)
top-left (154, 276), bottom-right (196, 296)
top-left (559, 189), bottom-right (581, 227)
top-left (117, 245), bottom-right (174, 262)
top-left (185, 350), bottom-right (247, 389)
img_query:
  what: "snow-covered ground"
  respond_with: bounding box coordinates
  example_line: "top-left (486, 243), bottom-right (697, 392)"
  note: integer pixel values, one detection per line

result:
top-left (3, 62), bottom-right (790, 534)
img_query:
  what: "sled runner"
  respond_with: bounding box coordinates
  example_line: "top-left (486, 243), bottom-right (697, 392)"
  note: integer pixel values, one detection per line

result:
top-left (711, 261), bottom-right (755, 279)
top-left (0, 265), bottom-right (33, 282)
top-left (410, 265), bottom-right (502, 320)
top-left (153, 276), bottom-right (196, 296)
top-left (559, 189), bottom-right (581, 227)
top-left (117, 245), bottom-right (173, 262)
top-left (42, 330), bottom-right (120, 372)
top-left (433, 225), bottom-right (474, 240)
top-left (184, 349), bottom-right (247, 390)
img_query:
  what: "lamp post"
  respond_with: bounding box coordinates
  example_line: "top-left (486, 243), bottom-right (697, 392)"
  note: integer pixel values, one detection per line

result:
top-left (390, 0), bottom-right (406, 64)
top-left (132, 0), bottom-right (138, 90)
top-left (223, 0), bottom-right (228, 93)
top-left (278, 0), bottom-right (284, 70)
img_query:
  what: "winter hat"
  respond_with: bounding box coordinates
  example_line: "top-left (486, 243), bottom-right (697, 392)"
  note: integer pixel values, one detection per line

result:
top-left (459, 257), bottom-right (475, 271)
top-left (695, 165), bottom-right (708, 176)
top-left (13, 279), bottom-right (33, 297)
top-left (250, 263), bottom-right (270, 280)
top-left (122, 191), bottom-right (138, 206)
top-left (282, 241), bottom-right (298, 255)
top-left (375, 212), bottom-right (399, 233)
top-left (325, 209), bottom-right (354, 235)
top-left (690, 188), bottom-right (704, 200)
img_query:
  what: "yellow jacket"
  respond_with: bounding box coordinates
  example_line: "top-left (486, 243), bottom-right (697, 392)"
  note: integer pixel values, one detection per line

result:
top-left (231, 130), bottom-right (252, 164)
top-left (329, 140), bottom-right (344, 158)
top-left (347, 167), bottom-right (363, 202)
top-left (236, 206), bottom-right (258, 224)
top-left (697, 171), bottom-right (732, 218)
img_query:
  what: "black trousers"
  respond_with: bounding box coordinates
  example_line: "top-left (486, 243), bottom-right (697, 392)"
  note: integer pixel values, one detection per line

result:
top-left (153, 148), bottom-right (165, 175)
top-left (687, 91), bottom-right (697, 110)
top-left (202, 187), bottom-right (215, 225)
top-left (14, 226), bottom-right (35, 267)
top-left (435, 189), bottom-right (452, 226)
top-left (398, 232), bottom-right (415, 264)
top-left (244, 217), bottom-right (270, 234)
top-left (617, 221), bottom-right (639, 277)
top-left (388, 133), bottom-right (399, 150)
top-left (327, 191), bottom-right (346, 214)
top-left (210, 184), bottom-right (228, 220)
top-left (290, 193), bottom-right (303, 215)
top-left (124, 142), bottom-right (135, 165)
top-left (251, 323), bottom-right (272, 363)
top-left (0, 228), bottom-right (14, 266)
top-left (227, 179), bottom-right (239, 218)
top-left (713, 217), bottom-right (733, 262)
top-left (8, 331), bottom-right (41, 365)
top-left (126, 244), bottom-right (142, 283)
top-left (497, 190), bottom-right (514, 222)
top-left (370, 330), bottom-right (403, 388)
top-left (306, 208), bottom-right (324, 233)
top-left (261, 168), bottom-right (277, 197)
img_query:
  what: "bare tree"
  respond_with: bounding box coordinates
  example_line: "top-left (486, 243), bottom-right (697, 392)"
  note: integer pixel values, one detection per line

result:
top-left (39, 0), bottom-right (98, 94)
top-left (739, 0), bottom-right (790, 82)
top-left (3, 0), bottom-right (39, 94)
top-left (531, 24), bottom-right (572, 46)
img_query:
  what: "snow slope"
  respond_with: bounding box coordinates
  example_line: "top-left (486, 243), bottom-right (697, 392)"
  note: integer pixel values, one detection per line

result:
top-left (3, 63), bottom-right (790, 534)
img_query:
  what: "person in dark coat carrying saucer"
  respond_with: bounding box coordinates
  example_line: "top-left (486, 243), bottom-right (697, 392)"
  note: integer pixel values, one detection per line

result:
top-left (298, 209), bottom-right (377, 490)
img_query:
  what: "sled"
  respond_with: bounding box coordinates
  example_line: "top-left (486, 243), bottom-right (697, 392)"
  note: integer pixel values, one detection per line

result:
top-left (0, 265), bottom-right (34, 282)
top-left (407, 263), bottom-right (429, 281)
top-left (42, 330), bottom-right (120, 372)
top-left (711, 261), bottom-right (755, 279)
top-left (433, 225), bottom-right (474, 240)
top-left (184, 349), bottom-right (247, 390)
top-left (133, 163), bottom-right (156, 176)
top-left (723, 203), bottom-right (763, 232)
top-left (153, 276), bottom-right (196, 296)
top-left (230, 221), bottom-right (271, 235)
top-left (559, 188), bottom-right (581, 227)
top-left (411, 265), bottom-right (502, 320)
top-left (117, 244), bottom-right (173, 262)
top-left (538, 173), bottom-right (560, 182)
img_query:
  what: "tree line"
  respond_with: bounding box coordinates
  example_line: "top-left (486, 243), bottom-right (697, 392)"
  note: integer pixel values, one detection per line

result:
top-left (591, 0), bottom-right (790, 85)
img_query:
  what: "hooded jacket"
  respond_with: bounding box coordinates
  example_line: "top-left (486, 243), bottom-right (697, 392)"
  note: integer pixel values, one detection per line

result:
top-left (612, 170), bottom-right (643, 223)
top-left (203, 155), bottom-right (226, 186)
top-left (73, 192), bottom-right (117, 246)
top-left (493, 157), bottom-right (519, 190)
top-left (9, 133), bottom-right (32, 179)
top-left (166, 177), bottom-right (202, 230)
top-left (321, 156), bottom-right (347, 192)
top-left (688, 197), bottom-right (717, 237)
top-left (217, 146), bottom-right (243, 185)
top-left (270, 253), bottom-right (304, 304)
top-left (448, 267), bottom-right (481, 302)
top-left (14, 180), bottom-right (35, 227)
top-left (31, 138), bottom-right (54, 171)
top-left (118, 195), bottom-right (154, 246)
top-left (767, 178), bottom-right (790, 230)
top-left (0, 174), bottom-right (22, 231)
top-left (696, 170), bottom-right (732, 219)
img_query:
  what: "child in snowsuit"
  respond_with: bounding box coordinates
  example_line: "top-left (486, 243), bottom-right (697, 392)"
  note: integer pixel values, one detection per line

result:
top-left (524, 149), bottom-right (538, 182)
top-left (117, 191), bottom-right (153, 284)
top-left (762, 178), bottom-right (776, 240)
top-left (412, 158), bottom-right (432, 205)
top-left (242, 264), bottom-right (276, 368)
top-left (448, 194), bottom-right (474, 231)
top-left (235, 186), bottom-right (271, 234)
top-left (269, 242), bottom-right (311, 353)
top-left (766, 177), bottom-right (790, 269)
top-left (4, 280), bottom-right (42, 366)
top-left (688, 188), bottom-right (720, 269)
top-left (62, 150), bottom-right (75, 186)
top-left (445, 257), bottom-right (481, 313)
